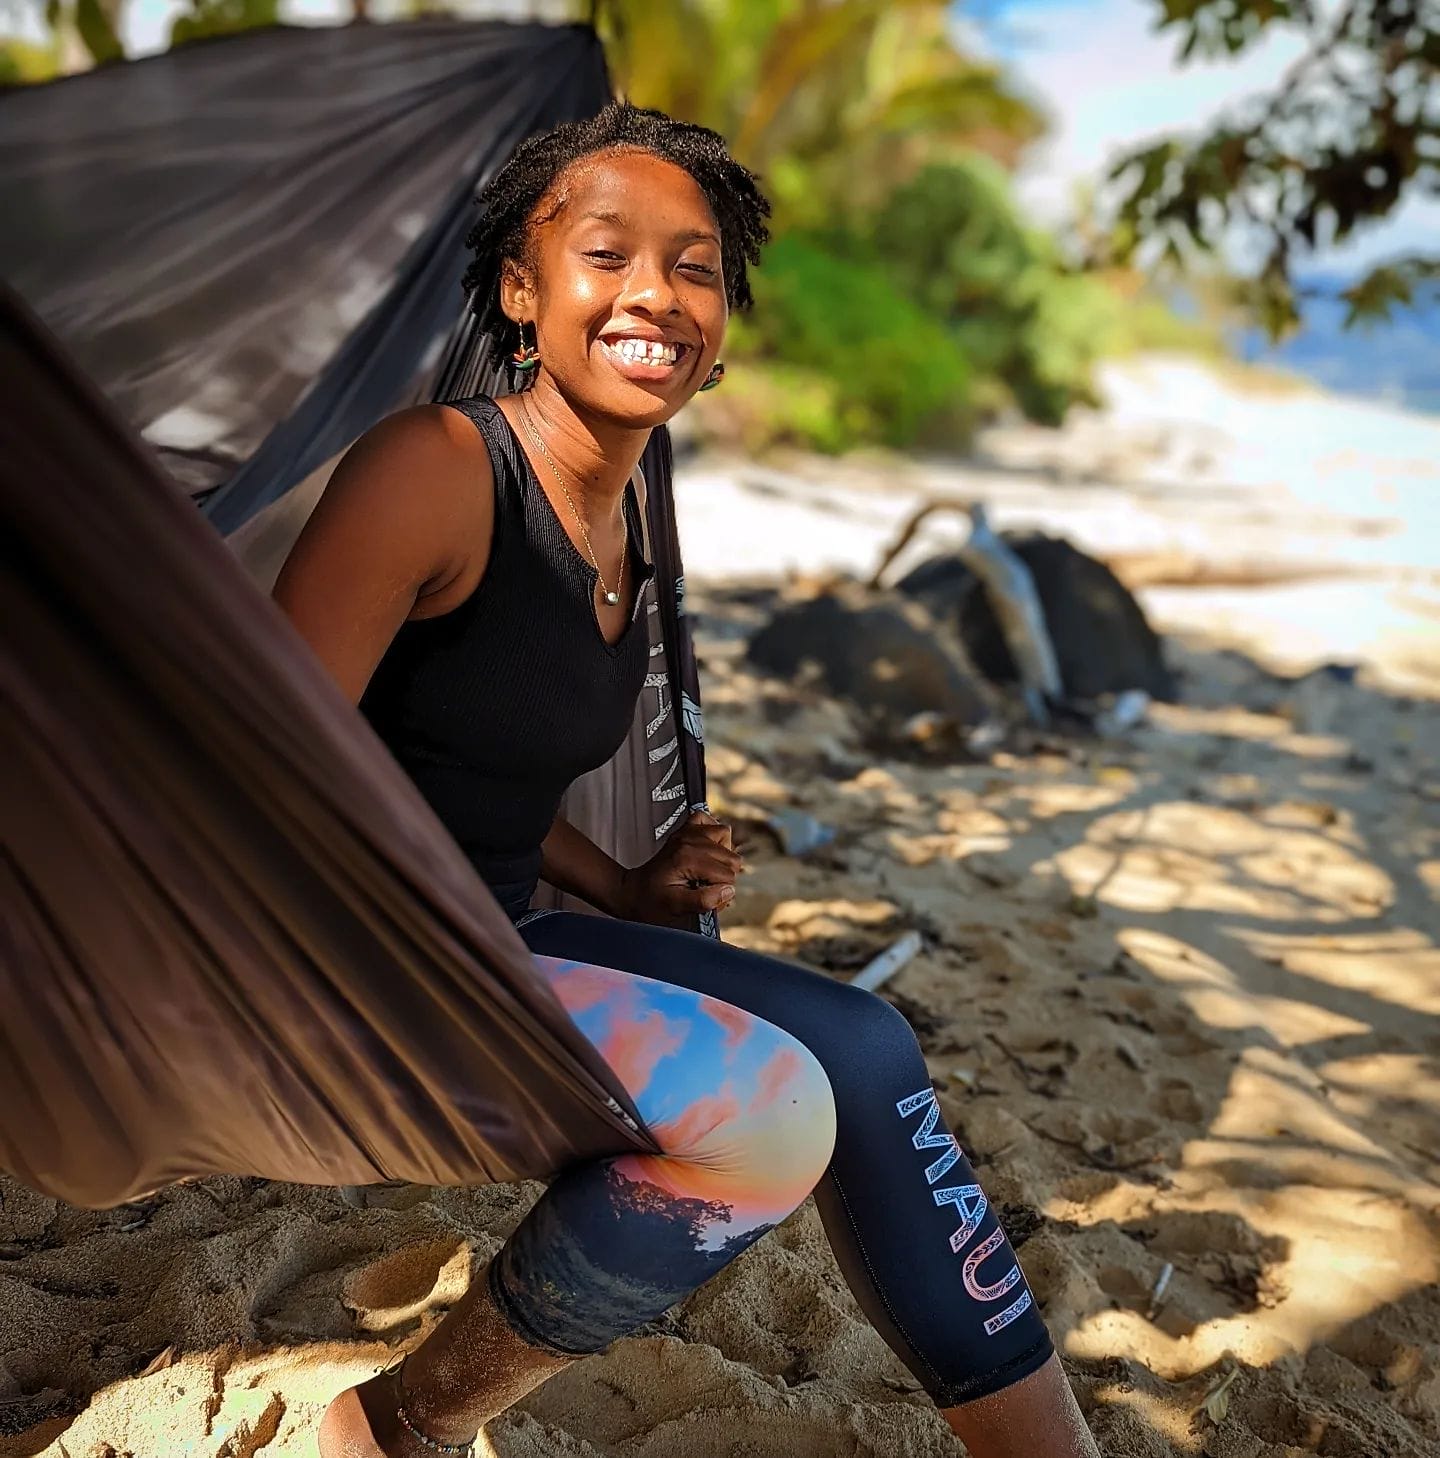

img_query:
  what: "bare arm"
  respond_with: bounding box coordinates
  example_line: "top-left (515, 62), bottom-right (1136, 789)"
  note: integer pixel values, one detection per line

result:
top-left (274, 407), bottom-right (739, 925)
top-left (542, 812), bottom-right (743, 927)
top-left (273, 405), bottom-right (492, 702)
top-left (540, 817), bottom-right (629, 917)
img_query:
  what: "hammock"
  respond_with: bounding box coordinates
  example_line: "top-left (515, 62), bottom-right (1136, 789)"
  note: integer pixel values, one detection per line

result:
top-left (0, 19), bottom-right (712, 1209)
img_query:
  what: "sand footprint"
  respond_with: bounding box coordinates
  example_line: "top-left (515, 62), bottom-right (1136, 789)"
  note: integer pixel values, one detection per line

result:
top-left (341, 1236), bottom-right (475, 1334)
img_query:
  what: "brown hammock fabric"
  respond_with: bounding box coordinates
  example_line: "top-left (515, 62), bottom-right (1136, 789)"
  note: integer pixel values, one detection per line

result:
top-left (0, 286), bottom-right (658, 1210)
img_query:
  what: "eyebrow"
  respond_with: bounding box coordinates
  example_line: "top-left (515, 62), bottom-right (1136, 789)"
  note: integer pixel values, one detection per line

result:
top-left (580, 210), bottom-right (720, 246)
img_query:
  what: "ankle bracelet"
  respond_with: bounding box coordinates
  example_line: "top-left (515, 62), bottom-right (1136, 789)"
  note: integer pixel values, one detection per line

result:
top-left (392, 1360), bottom-right (477, 1456)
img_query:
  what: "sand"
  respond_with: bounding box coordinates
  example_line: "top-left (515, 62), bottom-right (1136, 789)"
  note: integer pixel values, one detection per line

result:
top-left (2, 356), bottom-right (1438, 1457)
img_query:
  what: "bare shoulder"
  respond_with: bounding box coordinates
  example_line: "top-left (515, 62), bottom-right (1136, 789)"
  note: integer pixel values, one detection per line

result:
top-left (328, 402), bottom-right (493, 535)
top-left (286, 402), bottom-right (495, 611)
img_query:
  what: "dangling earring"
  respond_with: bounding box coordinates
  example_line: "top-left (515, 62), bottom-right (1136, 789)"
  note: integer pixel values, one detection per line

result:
top-left (699, 359), bottom-right (725, 392)
top-left (512, 320), bottom-right (540, 373)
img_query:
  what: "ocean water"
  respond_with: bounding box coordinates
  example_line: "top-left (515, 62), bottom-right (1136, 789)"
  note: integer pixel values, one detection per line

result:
top-left (1236, 283), bottom-right (1440, 417)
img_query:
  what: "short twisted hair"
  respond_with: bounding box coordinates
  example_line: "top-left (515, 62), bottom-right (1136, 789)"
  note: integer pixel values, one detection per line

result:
top-left (462, 101), bottom-right (770, 358)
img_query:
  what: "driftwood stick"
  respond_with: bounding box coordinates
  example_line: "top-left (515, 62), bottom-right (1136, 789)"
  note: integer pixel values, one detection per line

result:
top-left (870, 499), bottom-right (1063, 728)
top-left (868, 497), bottom-right (977, 590)
top-left (850, 931), bottom-right (924, 993)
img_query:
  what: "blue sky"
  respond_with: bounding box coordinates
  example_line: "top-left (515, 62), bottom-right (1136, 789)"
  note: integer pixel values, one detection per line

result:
top-left (116, 0), bottom-right (1438, 275)
top-left (967, 0), bottom-right (1440, 273)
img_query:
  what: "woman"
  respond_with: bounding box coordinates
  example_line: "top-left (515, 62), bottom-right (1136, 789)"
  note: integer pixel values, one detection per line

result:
top-left (279, 104), bottom-right (1099, 1458)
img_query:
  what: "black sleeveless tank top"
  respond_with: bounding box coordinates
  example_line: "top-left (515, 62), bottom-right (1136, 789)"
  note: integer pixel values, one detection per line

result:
top-left (360, 397), bottom-right (654, 919)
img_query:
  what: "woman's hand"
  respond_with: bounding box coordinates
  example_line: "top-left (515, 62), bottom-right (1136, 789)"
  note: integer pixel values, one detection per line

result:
top-left (617, 812), bottom-right (743, 927)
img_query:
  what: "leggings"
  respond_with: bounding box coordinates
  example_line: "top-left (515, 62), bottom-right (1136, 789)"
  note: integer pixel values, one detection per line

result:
top-left (497, 914), bottom-right (1054, 1408)
top-left (490, 952), bottom-right (836, 1353)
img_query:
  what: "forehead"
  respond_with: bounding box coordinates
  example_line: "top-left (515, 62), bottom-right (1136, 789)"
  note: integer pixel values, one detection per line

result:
top-left (539, 149), bottom-right (719, 238)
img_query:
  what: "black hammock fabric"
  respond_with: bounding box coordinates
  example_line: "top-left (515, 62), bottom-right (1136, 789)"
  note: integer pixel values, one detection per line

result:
top-left (0, 20), bottom-right (716, 1208)
top-left (0, 283), bottom-right (658, 1209)
top-left (0, 20), bottom-right (610, 510)
top-left (0, 17), bottom-right (714, 931)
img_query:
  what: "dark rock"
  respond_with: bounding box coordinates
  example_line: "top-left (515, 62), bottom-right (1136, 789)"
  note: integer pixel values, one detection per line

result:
top-left (897, 535), bottom-right (1176, 701)
top-left (894, 553), bottom-right (976, 615)
top-left (746, 591), bottom-right (990, 726)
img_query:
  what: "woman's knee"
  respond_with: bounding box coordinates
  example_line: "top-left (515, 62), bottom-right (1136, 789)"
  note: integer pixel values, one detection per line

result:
top-left (653, 1017), bottom-right (837, 1208)
top-left (756, 1026), bottom-right (838, 1188)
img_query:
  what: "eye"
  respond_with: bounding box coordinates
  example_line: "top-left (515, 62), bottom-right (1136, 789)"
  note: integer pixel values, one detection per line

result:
top-left (680, 262), bottom-right (719, 279)
top-left (583, 249), bottom-right (626, 267)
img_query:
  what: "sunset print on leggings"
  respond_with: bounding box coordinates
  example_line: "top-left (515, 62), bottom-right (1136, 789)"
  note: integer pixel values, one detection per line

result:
top-left (490, 956), bottom-right (832, 1353)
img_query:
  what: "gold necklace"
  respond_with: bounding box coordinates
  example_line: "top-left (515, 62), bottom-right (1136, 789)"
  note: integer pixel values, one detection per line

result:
top-left (517, 397), bottom-right (626, 607)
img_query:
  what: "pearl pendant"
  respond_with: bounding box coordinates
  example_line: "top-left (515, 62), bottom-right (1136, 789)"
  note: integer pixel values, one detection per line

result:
top-left (603, 590), bottom-right (620, 606)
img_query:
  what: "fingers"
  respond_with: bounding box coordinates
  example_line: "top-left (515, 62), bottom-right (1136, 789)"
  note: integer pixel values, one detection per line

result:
top-left (673, 826), bottom-right (743, 878)
top-left (666, 882), bottom-right (735, 915)
top-left (667, 846), bottom-right (742, 888)
top-left (686, 811), bottom-right (736, 852)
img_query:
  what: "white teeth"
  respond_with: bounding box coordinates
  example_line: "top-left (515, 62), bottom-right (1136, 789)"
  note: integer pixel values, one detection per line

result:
top-left (611, 338), bottom-right (679, 366)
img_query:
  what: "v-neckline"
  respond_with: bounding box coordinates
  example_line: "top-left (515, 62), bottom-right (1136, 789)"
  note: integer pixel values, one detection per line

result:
top-left (497, 404), bottom-right (653, 653)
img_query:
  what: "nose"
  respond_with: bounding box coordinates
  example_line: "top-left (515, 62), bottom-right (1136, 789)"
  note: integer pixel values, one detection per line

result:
top-left (617, 256), bottom-right (682, 319)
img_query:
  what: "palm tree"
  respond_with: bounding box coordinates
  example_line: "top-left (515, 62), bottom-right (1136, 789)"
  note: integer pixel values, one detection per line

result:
top-left (593, 0), bottom-right (1043, 226)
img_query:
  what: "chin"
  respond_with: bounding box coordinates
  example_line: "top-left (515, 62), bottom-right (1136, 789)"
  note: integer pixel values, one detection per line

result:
top-left (571, 373), bottom-right (698, 430)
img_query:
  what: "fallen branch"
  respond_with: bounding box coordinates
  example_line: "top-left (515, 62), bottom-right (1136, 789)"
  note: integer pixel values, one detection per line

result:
top-left (850, 931), bottom-right (924, 993)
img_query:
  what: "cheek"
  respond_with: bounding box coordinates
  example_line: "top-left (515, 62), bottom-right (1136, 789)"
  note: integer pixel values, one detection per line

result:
top-left (702, 303), bottom-right (729, 355)
top-left (682, 289), bottom-right (728, 346)
top-left (539, 272), bottom-right (614, 346)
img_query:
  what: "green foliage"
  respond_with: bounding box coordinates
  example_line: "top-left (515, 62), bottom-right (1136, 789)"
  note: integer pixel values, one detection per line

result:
top-left (1107, 0), bottom-right (1439, 336)
top-left (716, 154), bottom-right (1217, 452)
top-left (726, 235), bottom-right (973, 450)
top-left (593, 0), bottom-right (1043, 228)
top-left (872, 159), bottom-right (1118, 425)
top-left (1340, 256), bottom-right (1440, 326)
top-left (0, 36), bottom-right (61, 84)
top-left (704, 361), bottom-right (862, 456)
top-left (592, 3), bottom-right (1212, 450)
top-left (170, 0), bottom-right (278, 48)
top-left (1156, 0), bottom-right (1304, 60)
top-left (74, 0), bottom-right (122, 65)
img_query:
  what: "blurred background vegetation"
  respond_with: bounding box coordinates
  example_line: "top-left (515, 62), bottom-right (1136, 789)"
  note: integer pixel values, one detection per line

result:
top-left (4, 0), bottom-right (1433, 451)
top-left (595, 0), bottom-right (1221, 452)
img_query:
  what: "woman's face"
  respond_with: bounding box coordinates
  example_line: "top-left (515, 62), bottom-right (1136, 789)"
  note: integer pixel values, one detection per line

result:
top-left (514, 149), bottom-right (729, 428)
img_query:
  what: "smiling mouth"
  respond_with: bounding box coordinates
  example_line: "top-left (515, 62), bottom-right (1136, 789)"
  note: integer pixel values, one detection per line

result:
top-left (600, 337), bottom-right (690, 377)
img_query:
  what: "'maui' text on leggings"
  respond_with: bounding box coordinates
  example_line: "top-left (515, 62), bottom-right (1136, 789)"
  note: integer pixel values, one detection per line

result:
top-left (896, 1087), bottom-right (1035, 1337)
